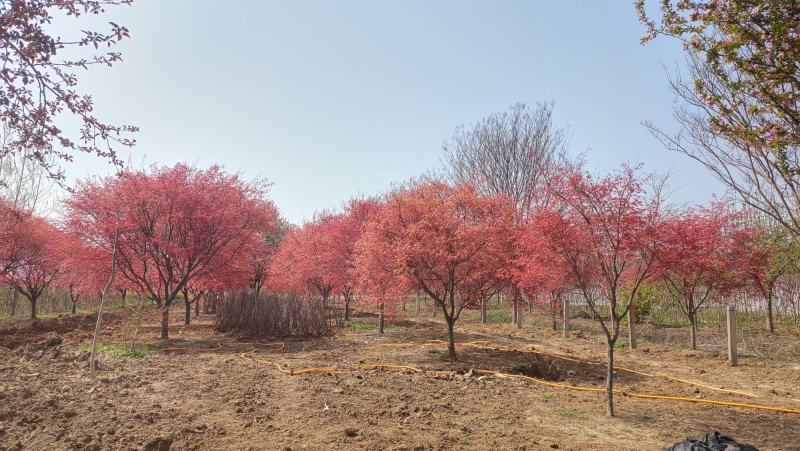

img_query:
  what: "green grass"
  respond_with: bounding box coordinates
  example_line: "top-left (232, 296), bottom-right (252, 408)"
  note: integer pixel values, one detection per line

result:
top-left (0, 297), bottom-right (132, 325)
top-left (543, 392), bottom-right (557, 401)
top-left (348, 320), bottom-right (395, 331)
top-left (461, 436), bottom-right (472, 446)
top-left (79, 342), bottom-right (152, 358)
top-left (558, 407), bottom-right (585, 420)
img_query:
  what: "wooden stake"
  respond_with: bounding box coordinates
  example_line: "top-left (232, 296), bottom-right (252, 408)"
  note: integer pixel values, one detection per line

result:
top-left (628, 304), bottom-right (637, 350)
top-left (727, 305), bottom-right (738, 366)
top-left (563, 296), bottom-right (570, 338)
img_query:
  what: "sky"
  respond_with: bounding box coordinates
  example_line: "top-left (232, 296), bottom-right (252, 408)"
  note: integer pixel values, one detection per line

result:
top-left (57, 0), bottom-right (723, 224)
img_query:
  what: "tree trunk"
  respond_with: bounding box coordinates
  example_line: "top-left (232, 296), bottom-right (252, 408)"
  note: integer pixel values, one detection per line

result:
top-left (71, 301), bottom-right (77, 315)
top-left (480, 298), bottom-right (487, 324)
top-left (378, 303), bottom-right (385, 334)
top-left (344, 299), bottom-right (350, 321)
top-left (766, 295), bottom-right (774, 333)
top-left (605, 342), bottom-right (615, 417)
top-left (184, 298), bottom-right (191, 325)
top-left (415, 293), bottom-right (420, 314)
top-left (29, 295), bottom-right (38, 320)
top-left (511, 298), bottom-right (518, 325)
top-left (195, 296), bottom-right (200, 317)
top-left (446, 318), bottom-right (456, 359)
top-left (513, 287), bottom-right (522, 329)
top-left (10, 289), bottom-right (17, 317)
top-left (688, 312), bottom-right (698, 350)
top-left (161, 301), bottom-right (171, 339)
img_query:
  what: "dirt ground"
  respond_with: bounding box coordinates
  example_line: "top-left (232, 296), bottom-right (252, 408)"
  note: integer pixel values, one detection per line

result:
top-left (1, 308), bottom-right (799, 451)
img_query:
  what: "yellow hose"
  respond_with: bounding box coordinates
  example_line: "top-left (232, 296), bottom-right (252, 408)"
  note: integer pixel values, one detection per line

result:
top-left (239, 348), bottom-right (800, 415)
top-left (166, 328), bottom-right (795, 414)
top-left (160, 342), bottom-right (223, 352)
top-left (378, 340), bottom-right (759, 398)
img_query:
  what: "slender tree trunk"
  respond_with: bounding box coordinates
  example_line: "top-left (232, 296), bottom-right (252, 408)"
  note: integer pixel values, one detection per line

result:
top-left (688, 311), bottom-right (698, 350)
top-left (161, 300), bottom-right (172, 339)
top-left (415, 292), bottom-right (420, 314)
top-left (10, 290), bottom-right (17, 317)
top-left (378, 303), bottom-right (385, 334)
top-left (184, 298), bottom-right (191, 325)
top-left (71, 301), bottom-right (77, 315)
top-left (29, 295), bottom-right (38, 320)
top-left (606, 342), bottom-right (615, 417)
top-left (446, 318), bottom-right (456, 359)
top-left (182, 288), bottom-right (191, 325)
top-left (195, 296), bottom-right (200, 317)
top-left (511, 298), bottom-right (518, 325)
top-left (766, 295), bottom-right (775, 333)
top-left (344, 299), bottom-right (350, 321)
top-left (480, 298), bottom-right (487, 324)
top-left (513, 287), bottom-right (522, 329)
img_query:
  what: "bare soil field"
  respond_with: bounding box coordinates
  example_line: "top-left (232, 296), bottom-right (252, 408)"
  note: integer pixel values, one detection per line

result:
top-left (1, 310), bottom-right (799, 450)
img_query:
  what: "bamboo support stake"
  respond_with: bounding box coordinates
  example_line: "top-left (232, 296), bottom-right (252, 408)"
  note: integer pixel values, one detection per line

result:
top-left (90, 228), bottom-right (119, 378)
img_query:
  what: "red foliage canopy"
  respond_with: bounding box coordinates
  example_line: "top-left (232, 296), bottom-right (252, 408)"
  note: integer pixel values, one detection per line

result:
top-left (1, 215), bottom-right (66, 318)
top-left (271, 214), bottom-right (347, 301)
top-left (655, 203), bottom-right (750, 348)
top-left (65, 164), bottom-right (277, 338)
top-left (0, 198), bottom-right (32, 275)
top-left (529, 165), bottom-right (662, 416)
top-left (353, 181), bottom-right (516, 357)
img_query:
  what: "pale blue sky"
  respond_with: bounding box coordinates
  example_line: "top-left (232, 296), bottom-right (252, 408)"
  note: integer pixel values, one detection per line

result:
top-left (61, 0), bottom-right (721, 223)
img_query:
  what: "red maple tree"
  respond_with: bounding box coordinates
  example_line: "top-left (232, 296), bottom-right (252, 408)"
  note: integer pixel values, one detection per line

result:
top-left (513, 225), bottom-right (575, 330)
top-left (65, 164), bottom-right (278, 338)
top-left (656, 203), bottom-right (748, 349)
top-left (353, 181), bottom-right (516, 358)
top-left (0, 199), bottom-right (32, 275)
top-left (270, 213), bottom-right (348, 306)
top-left (2, 215), bottom-right (66, 319)
top-left (530, 165), bottom-right (662, 416)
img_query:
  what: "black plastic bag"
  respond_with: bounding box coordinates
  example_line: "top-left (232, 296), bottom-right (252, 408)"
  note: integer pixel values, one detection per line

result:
top-left (666, 431), bottom-right (757, 451)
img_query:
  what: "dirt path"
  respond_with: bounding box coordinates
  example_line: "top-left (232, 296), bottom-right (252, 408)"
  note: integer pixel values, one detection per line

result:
top-left (0, 311), bottom-right (798, 450)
